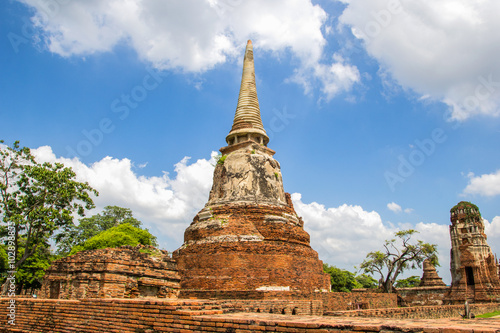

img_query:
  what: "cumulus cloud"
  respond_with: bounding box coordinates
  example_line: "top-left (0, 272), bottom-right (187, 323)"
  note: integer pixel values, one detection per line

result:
top-left (293, 194), bottom-right (452, 283)
top-left (387, 202), bottom-right (402, 213)
top-left (387, 202), bottom-right (413, 214)
top-left (339, 0), bottom-right (500, 120)
top-left (293, 193), bottom-right (395, 268)
top-left (462, 170), bottom-right (500, 196)
top-left (20, 0), bottom-right (359, 99)
top-left (484, 216), bottom-right (500, 253)
top-left (32, 146), bottom-right (215, 249)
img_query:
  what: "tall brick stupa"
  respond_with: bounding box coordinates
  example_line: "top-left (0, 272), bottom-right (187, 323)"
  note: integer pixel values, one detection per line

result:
top-left (445, 201), bottom-right (500, 303)
top-left (173, 41), bottom-right (330, 296)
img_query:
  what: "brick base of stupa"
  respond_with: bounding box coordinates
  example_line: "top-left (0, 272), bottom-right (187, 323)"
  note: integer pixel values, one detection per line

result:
top-left (173, 201), bottom-right (330, 296)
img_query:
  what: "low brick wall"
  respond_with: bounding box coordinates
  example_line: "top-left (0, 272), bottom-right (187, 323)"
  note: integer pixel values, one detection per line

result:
top-left (1, 298), bottom-right (499, 332)
top-left (322, 292), bottom-right (397, 311)
top-left (326, 303), bottom-right (500, 319)
top-left (180, 289), bottom-right (397, 313)
top-left (218, 299), bottom-right (323, 315)
top-left (397, 286), bottom-right (449, 306)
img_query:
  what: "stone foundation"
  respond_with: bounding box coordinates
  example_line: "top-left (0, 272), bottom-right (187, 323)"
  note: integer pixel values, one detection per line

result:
top-left (39, 245), bottom-right (180, 299)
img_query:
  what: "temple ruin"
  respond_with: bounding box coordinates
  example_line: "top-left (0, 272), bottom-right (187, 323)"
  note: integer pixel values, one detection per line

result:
top-left (6, 41), bottom-right (500, 333)
top-left (419, 259), bottom-right (447, 287)
top-left (39, 245), bottom-right (180, 299)
top-left (444, 201), bottom-right (500, 304)
top-left (172, 40), bottom-right (330, 296)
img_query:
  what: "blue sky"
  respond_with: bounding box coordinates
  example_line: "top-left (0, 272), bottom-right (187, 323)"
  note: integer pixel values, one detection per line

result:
top-left (2, 0), bottom-right (500, 283)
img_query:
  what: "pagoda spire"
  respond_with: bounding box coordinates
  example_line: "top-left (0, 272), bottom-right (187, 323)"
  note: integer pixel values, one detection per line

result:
top-left (226, 40), bottom-right (269, 147)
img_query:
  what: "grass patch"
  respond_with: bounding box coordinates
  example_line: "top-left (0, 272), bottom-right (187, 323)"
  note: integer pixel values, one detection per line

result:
top-left (216, 154), bottom-right (227, 165)
top-left (475, 310), bottom-right (500, 318)
top-left (139, 247), bottom-right (163, 258)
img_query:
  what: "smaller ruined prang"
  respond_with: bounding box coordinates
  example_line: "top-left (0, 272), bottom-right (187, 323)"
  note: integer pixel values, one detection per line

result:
top-left (444, 201), bottom-right (500, 304)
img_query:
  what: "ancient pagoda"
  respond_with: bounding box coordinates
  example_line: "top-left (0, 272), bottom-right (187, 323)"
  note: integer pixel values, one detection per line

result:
top-left (173, 40), bottom-right (330, 296)
top-left (419, 259), bottom-right (446, 287)
top-left (445, 201), bottom-right (500, 304)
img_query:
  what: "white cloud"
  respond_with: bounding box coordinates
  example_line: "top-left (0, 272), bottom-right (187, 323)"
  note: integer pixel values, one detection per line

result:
top-left (20, 0), bottom-right (359, 99)
top-left (31, 146), bottom-right (215, 249)
top-left (463, 170), bottom-right (500, 196)
top-left (484, 216), bottom-right (500, 254)
top-left (293, 193), bottom-right (395, 269)
top-left (387, 202), bottom-right (402, 213)
top-left (339, 0), bottom-right (500, 120)
top-left (290, 53), bottom-right (360, 101)
top-left (387, 202), bottom-right (413, 214)
top-left (293, 194), bottom-right (452, 283)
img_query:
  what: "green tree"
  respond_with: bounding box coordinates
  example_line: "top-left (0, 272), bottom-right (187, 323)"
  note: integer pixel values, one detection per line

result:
top-left (0, 141), bottom-right (97, 294)
top-left (359, 229), bottom-right (438, 293)
top-left (69, 223), bottom-right (157, 255)
top-left (395, 275), bottom-right (421, 288)
top-left (56, 206), bottom-right (153, 255)
top-left (0, 246), bottom-right (8, 283)
top-left (323, 264), bottom-right (362, 292)
top-left (15, 243), bottom-right (53, 294)
top-left (355, 274), bottom-right (378, 289)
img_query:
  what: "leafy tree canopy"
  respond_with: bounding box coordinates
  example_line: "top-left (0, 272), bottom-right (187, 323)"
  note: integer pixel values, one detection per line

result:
top-left (355, 273), bottom-right (378, 289)
top-left (56, 205), bottom-right (150, 255)
top-left (323, 264), bottom-right (363, 292)
top-left (14, 243), bottom-right (53, 294)
top-left (69, 223), bottom-right (157, 255)
top-left (0, 140), bottom-right (97, 294)
top-left (395, 275), bottom-right (421, 288)
top-left (359, 229), bottom-right (438, 293)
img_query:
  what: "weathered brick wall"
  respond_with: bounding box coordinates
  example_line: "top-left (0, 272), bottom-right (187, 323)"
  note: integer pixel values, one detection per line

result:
top-left (180, 289), bottom-right (320, 300)
top-left (218, 299), bottom-right (324, 315)
top-left (0, 298), bottom-right (220, 332)
top-left (39, 245), bottom-right (180, 299)
top-left (326, 303), bottom-right (500, 319)
top-left (321, 292), bottom-right (397, 311)
top-left (2, 298), bottom-right (499, 333)
top-left (397, 286), bottom-right (449, 306)
top-left (179, 290), bottom-right (397, 313)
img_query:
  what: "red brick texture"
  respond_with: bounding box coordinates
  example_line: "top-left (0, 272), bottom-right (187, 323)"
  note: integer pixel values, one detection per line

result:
top-left (178, 290), bottom-right (397, 313)
top-left (174, 202), bottom-right (331, 294)
top-left (1, 298), bottom-right (499, 333)
top-left (326, 303), bottom-right (500, 319)
top-left (446, 202), bottom-right (500, 304)
top-left (39, 245), bottom-right (180, 299)
top-left (397, 286), bottom-right (450, 306)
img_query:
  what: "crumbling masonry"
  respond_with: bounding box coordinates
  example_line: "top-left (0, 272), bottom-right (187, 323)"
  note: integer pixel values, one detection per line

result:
top-left (172, 40), bottom-right (330, 296)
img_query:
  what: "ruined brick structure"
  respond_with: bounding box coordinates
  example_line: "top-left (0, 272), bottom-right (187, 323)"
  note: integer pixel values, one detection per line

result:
top-left (39, 245), bottom-right (180, 299)
top-left (419, 259), bottom-right (446, 287)
top-left (396, 259), bottom-right (448, 307)
top-left (173, 40), bottom-right (330, 295)
top-left (444, 201), bottom-right (500, 304)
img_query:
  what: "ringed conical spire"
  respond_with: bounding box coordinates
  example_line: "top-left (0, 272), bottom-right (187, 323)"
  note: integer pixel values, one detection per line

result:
top-left (226, 40), bottom-right (269, 146)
